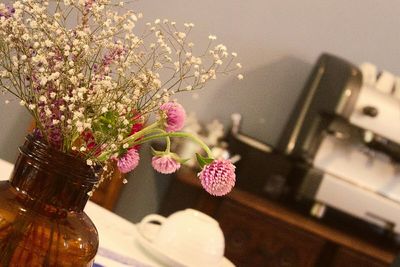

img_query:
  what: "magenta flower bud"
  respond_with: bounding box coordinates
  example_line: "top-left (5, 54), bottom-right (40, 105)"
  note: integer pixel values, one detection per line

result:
top-left (152, 155), bottom-right (181, 174)
top-left (160, 102), bottom-right (186, 132)
top-left (198, 160), bottom-right (236, 196)
top-left (117, 148), bottom-right (140, 174)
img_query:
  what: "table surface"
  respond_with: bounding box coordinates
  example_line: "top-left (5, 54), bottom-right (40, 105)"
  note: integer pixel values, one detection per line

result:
top-left (0, 158), bottom-right (162, 267)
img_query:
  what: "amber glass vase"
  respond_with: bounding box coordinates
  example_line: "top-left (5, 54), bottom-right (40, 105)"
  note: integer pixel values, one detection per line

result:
top-left (0, 135), bottom-right (99, 266)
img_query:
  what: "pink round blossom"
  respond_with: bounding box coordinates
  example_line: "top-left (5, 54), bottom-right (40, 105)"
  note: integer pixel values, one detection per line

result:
top-left (152, 156), bottom-right (181, 174)
top-left (198, 160), bottom-right (236, 196)
top-left (117, 148), bottom-right (140, 174)
top-left (160, 102), bottom-right (186, 132)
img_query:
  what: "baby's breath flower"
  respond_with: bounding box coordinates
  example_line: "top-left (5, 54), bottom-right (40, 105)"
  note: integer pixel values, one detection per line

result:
top-left (177, 32), bottom-right (186, 39)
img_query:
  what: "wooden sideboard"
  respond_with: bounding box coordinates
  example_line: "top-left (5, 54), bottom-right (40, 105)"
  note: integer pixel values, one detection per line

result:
top-left (160, 167), bottom-right (399, 267)
top-left (90, 163), bottom-right (125, 210)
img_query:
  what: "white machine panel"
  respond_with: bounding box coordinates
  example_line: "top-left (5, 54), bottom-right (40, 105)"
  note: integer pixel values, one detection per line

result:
top-left (349, 86), bottom-right (400, 144)
top-left (313, 135), bottom-right (400, 203)
top-left (316, 173), bottom-right (400, 233)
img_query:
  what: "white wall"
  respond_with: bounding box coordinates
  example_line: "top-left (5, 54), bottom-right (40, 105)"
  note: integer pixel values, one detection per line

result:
top-left (1, 0), bottom-right (400, 221)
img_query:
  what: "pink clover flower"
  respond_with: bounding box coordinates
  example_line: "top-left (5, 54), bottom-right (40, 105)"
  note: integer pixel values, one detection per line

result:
top-left (198, 159), bottom-right (236, 196)
top-left (152, 155), bottom-right (181, 174)
top-left (159, 102), bottom-right (186, 132)
top-left (117, 148), bottom-right (140, 174)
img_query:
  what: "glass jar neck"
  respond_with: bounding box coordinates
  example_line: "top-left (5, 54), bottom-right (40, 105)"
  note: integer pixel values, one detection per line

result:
top-left (9, 135), bottom-right (99, 214)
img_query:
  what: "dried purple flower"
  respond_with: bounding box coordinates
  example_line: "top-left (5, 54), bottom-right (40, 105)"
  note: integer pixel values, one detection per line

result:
top-left (159, 102), bottom-right (186, 132)
top-left (151, 155), bottom-right (181, 174)
top-left (117, 148), bottom-right (140, 174)
top-left (198, 160), bottom-right (236, 196)
top-left (96, 47), bottom-right (126, 77)
top-left (0, 6), bottom-right (15, 18)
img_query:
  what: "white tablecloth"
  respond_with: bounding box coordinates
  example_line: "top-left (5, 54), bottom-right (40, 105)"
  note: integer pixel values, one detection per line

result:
top-left (0, 159), bottom-right (161, 267)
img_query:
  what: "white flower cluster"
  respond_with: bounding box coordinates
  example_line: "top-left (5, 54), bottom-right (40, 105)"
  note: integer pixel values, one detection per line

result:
top-left (0, 0), bottom-right (242, 163)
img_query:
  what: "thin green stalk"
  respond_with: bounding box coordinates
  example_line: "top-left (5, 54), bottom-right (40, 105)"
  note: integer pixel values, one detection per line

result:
top-left (132, 131), bottom-right (212, 158)
top-left (97, 121), bottom-right (160, 161)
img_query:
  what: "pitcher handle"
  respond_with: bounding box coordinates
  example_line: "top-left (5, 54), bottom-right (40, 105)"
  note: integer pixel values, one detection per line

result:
top-left (137, 214), bottom-right (166, 242)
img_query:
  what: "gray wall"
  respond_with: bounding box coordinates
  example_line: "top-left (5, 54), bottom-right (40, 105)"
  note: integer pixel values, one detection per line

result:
top-left (0, 95), bottom-right (31, 163)
top-left (114, 0), bottom-right (400, 222)
top-left (1, 0), bottom-right (400, 221)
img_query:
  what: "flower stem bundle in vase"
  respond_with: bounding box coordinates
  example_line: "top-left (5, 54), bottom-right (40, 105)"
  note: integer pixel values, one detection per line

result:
top-left (0, 0), bottom-right (242, 265)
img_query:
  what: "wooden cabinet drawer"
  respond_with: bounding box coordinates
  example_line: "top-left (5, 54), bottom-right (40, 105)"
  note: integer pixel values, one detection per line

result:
top-left (91, 163), bottom-right (124, 210)
top-left (331, 247), bottom-right (388, 267)
top-left (216, 200), bottom-right (326, 267)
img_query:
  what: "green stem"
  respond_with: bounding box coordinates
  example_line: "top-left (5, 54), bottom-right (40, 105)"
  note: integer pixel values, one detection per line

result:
top-left (97, 122), bottom-right (160, 161)
top-left (122, 122), bottom-right (159, 144)
top-left (166, 134), bottom-right (171, 153)
top-left (150, 129), bottom-right (171, 153)
top-left (133, 132), bottom-right (213, 158)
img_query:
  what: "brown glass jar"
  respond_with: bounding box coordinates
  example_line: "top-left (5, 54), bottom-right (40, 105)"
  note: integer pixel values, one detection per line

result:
top-left (0, 135), bottom-right (99, 266)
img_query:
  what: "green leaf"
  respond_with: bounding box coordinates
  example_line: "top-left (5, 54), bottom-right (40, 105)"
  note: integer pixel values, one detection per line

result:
top-left (196, 153), bottom-right (214, 168)
top-left (92, 111), bottom-right (121, 137)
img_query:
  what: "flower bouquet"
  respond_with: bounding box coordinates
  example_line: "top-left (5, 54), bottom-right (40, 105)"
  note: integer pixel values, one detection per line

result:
top-left (0, 0), bottom-right (242, 196)
top-left (0, 0), bottom-right (242, 265)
